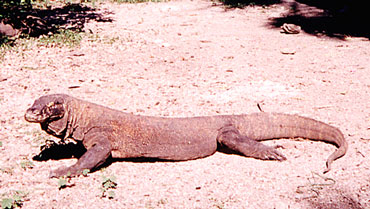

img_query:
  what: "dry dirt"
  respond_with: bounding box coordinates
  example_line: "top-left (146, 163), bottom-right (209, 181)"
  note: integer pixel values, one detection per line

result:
top-left (1, 0), bottom-right (370, 208)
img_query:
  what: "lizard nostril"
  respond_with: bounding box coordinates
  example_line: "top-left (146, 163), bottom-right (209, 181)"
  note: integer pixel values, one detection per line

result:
top-left (26, 107), bottom-right (40, 115)
top-left (25, 107), bottom-right (41, 122)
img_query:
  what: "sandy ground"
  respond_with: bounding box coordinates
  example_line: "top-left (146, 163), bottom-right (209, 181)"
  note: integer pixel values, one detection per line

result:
top-left (1, 0), bottom-right (369, 208)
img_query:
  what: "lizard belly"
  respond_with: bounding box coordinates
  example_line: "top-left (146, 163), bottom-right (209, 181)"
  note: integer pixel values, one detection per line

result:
top-left (110, 133), bottom-right (217, 160)
top-left (109, 116), bottom-right (221, 160)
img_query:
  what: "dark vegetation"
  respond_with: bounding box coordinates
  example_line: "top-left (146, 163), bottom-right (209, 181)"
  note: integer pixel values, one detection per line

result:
top-left (221, 0), bottom-right (369, 39)
top-left (1, 0), bottom-right (368, 44)
top-left (220, 0), bottom-right (281, 8)
top-left (0, 0), bottom-right (112, 45)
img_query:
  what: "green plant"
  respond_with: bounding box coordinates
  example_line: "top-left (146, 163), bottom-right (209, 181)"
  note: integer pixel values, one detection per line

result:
top-left (2, 29), bottom-right (83, 61)
top-left (37, 29), bottom-right (83, 48)
top-left (19, 160), bottom-right (34, 170)
top-left (1, 191), bottom-right (28, 209)
top-left (57, 169), bottom-right (89, 189)
top-left (0, 37), bottom-right (16, 59)
top-left (1, 198), bottom-right (13, 209)
top-left (0, 0), bottom-right (32, 20)
top-left (57, 172), bottom-right (74, 190)
top-left (100, 174), bottom-right (117, 199)
top-left (214, 202), bottom-right (226, 209)
top-left (82, 169), bottom-right (90, 176)
top-left (157, 198), bottom-right (168, 206)
top-left (0, 167), bottom-right (13, 175)
top-left (57, 177), bottom-right (68, 190)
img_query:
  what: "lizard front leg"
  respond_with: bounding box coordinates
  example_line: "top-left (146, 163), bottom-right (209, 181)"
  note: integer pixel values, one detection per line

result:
top-left (217, 124), bottom-right (286, 161)
top-left (49, 134), bottom-right (112, 178)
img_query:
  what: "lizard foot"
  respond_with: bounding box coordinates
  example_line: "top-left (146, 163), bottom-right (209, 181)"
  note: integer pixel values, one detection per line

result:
top-left (254, 146), bottom-right (287, 161)
top-left (217, 124), bottom-right (287, 161)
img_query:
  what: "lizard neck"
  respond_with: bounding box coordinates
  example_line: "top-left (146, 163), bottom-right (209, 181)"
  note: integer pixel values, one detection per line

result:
top-left (64, 98), bottom-right (86, 141)
top-left (41, 111), bottom-right (69, 139)
top-left (41, 96), bottom-right (81, 141)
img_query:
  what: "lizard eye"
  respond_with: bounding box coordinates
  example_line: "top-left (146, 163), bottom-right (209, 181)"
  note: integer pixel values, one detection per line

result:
top-left (50, 103), bottom-right (64, 114)
top-left (47, 102), bottom-right (55, 107)
top-left (42, 101), bottom-right (65, 120)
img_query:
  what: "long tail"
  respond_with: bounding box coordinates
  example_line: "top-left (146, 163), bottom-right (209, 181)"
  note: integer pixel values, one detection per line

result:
top-left (235, 112), bottom-right (348, 173)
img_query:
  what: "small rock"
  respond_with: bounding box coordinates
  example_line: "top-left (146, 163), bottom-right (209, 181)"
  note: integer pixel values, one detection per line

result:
top-left (0, 21), bottom-right (19, 37)
top-left (280, 48), bottom-right (296, 55)
top-left (280, 23), bottom-right (301, 34)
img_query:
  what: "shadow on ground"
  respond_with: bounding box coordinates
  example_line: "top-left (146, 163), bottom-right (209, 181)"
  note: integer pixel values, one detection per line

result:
top-left (220, 0), bottom-right (281, 8)
top-left (305, 190), bottom-right (365, 209)
top-left (221, 0), bottom-right (369, 39)
top-left (1, 2), bottom-right (113, 44)
top-left (32, 141), bottom-right (245, 173)
top-left (33, 141), bottom-right (86, 161)
top-left (32, 141), bottom-right (175, 174)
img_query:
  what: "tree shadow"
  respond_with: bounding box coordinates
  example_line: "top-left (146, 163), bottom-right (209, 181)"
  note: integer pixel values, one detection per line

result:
top-left (219, 0), bottom-right (369, 39)
top-left (1, 2), bottom-right (113, 39)
top-left (269, 0), bottom-right (369, 39)
top-left (220, 0), bottom-right (281, 8)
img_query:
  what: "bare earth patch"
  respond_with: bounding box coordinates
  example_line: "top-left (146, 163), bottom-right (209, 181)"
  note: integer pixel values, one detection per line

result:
top-left (1, 0), bottom-right (369, 208)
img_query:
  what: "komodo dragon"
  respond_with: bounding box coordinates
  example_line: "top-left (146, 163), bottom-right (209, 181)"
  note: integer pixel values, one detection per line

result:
top-left (24, 94), bottom-right (348, 178)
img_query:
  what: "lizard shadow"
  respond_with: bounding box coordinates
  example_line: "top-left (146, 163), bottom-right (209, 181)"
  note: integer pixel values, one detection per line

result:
top-left (99, 144), bottom-right (242, 172)
top-left (32, 141), bottom-right (115, 174)
top-left (110, 144), bottom-right (240, 162)
top-left (32, 142), bottom-right (242, 173)
top-left (32, 141), bottom-right (87, 161)
top-left (31, 142), bottom-right (188, 174)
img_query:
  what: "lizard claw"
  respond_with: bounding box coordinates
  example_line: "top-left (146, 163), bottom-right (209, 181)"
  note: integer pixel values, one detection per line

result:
top-left (269, 149), bottom-right (287, 161)
top-left (258, 146), bottom-right (287, 161)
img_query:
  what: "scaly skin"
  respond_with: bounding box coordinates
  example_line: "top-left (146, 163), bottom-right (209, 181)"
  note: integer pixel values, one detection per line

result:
top-left (24, 94), bottom-right (348, 177)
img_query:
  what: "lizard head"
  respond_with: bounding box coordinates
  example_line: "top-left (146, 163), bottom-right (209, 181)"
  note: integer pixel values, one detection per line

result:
top-left (25, 94), bottom-right (66, 123)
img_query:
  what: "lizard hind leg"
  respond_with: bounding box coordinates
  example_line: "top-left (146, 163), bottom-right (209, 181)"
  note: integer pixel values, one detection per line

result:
top-left (216, 125), bottom-right (286, 161)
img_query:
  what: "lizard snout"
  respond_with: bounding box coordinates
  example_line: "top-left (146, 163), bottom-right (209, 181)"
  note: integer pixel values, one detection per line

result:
top-left (24, 107), bottom-right (42, 123)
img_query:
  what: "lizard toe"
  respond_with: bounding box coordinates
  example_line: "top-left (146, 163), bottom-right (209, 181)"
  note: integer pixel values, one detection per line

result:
top-left (261, 148), bottom-right (286, 161)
